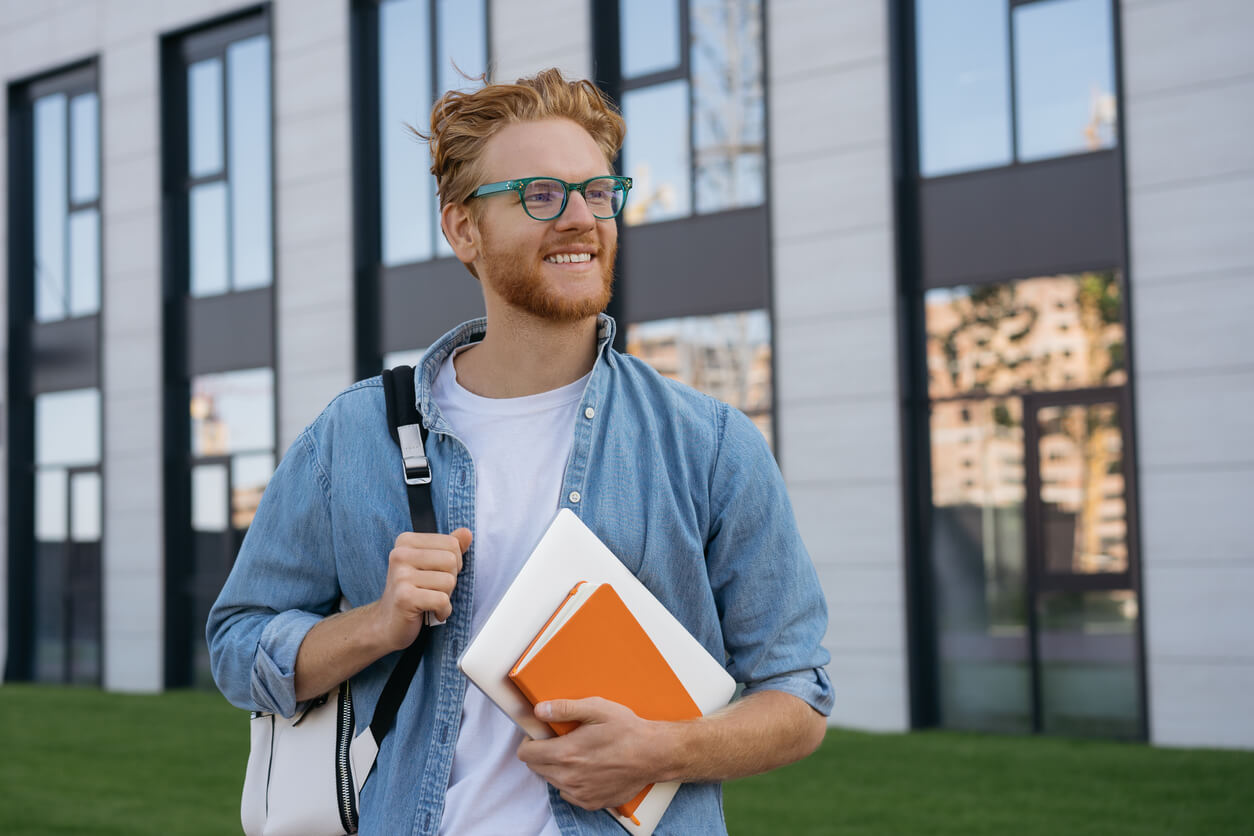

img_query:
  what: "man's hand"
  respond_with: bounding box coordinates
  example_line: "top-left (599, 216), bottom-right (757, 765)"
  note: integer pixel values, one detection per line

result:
top-left (370, 527), bottom-right (472, 652)
top-left (516, 697), bottom-right (663, 812)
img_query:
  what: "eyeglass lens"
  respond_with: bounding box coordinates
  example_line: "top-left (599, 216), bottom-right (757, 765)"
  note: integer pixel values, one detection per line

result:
top-left (522, 178), bottom-right (625, 220)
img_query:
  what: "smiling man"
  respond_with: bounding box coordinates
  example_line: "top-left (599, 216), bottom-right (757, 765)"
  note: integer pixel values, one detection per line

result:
top-left (208, 69), bottom-right (833, 835)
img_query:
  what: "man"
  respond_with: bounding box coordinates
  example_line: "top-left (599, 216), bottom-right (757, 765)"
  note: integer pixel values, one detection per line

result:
top-left (208, 68), bottom-right (832, 835)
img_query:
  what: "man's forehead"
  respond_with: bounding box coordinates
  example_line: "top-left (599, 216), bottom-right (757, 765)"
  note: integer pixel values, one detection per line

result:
top-left (479, 118), bottom-right (609, 179)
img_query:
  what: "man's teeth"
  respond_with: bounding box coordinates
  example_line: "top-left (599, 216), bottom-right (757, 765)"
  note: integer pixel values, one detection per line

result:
top-left (544, 253), bottom-right (592, 264)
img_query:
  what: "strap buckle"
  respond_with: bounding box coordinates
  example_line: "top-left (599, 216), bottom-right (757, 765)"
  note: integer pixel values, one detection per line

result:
top-left (397, 423), bottom-right (431, 486)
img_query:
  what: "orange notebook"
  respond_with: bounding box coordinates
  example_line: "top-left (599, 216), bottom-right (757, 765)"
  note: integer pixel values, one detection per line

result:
top-left (508, 581), bottom-right (702, 822)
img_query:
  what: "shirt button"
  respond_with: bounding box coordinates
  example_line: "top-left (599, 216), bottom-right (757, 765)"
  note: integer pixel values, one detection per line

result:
top-left (584, 406), bottom-right (595, 419)
top-left (569, 491), bottom-right (581, 504)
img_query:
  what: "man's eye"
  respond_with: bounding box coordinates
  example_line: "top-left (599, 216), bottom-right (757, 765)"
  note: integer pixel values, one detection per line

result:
top-left (527, 191), bottom-right (558, 202)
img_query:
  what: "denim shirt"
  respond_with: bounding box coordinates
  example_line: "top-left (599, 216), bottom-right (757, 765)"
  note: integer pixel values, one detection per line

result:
top-left (208, 315), bottom-right (833, 836)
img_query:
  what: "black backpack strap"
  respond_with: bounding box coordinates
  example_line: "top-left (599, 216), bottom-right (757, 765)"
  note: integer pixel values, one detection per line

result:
top-left (370, 365), bottom-right (438, 742)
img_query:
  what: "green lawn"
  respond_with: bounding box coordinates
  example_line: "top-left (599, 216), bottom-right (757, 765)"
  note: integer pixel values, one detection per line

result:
top-left (2, 684), bottom-right (1250, 835)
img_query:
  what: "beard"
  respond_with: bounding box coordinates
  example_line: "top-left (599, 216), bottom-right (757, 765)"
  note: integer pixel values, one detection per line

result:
top-left (479, 234), bottom-right (617, 323)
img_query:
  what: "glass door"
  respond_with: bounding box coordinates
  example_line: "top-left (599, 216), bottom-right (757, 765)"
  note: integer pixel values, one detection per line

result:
top-left (1024, 388), bottom-right (1143, 738)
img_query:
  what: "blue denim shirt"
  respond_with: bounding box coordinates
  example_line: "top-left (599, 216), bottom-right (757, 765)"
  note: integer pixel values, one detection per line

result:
top-left (208, 315), bottom-right (833, 835)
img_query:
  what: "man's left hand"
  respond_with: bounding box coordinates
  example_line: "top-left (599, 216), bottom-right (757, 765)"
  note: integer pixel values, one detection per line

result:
top-left (516, 697), bottom-right (666, 812)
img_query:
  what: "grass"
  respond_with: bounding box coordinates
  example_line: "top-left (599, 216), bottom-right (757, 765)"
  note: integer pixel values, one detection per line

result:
top-left (2, 685), bottom-right (1251, 835)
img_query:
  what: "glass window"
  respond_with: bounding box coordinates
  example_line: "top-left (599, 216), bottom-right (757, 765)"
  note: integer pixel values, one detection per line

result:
top-left (232, 452), bottom-right (275, 529)
top-left (691, 0), bottom-right (765, 213)
top-left (188, 58), bottom-right (224, 178)
top-left (925, 273), bottom-right (1126, 398)
top-left (626, 310), bottom-right (773, 446)
top-left (191, 463), bottom-right (230, 532)
top-left (380, 0), bottom-right (435, 266)
top-left (1013, 0), bottom-right (1117, 162)
top-left (621, 0), bottom-right (681, 79)
top-left (190, 367), bottom-right (275, 457)
top-left (35, 469), bottom-right (69, 542)
top-left (228, 35), bottom-right (273, 291)
top-left (69, 92), bottom-right (99, 204)
top-left (622, 81), bottom-right (692, 225)
top-left (1036, 402), bottom-right (1127, 575)
top-left (35, 388), bottom-right (102, 467)
top-left (189, 181), bottom-right (229, 297)
top-left (915, 0), bottom-right (1012, 177)
top-left (70, 471), bottom-right (103, 542)
top-left (34, 93), bottom-right (68, 323)
top-left (378, 0), bottom-right (488, 266)
top-left (67, 208), bottom-right (100, 317)
top-left (1038, 590), bottom-right (1140, 738)
top-left (930, 397), bottom-right (1032, 733)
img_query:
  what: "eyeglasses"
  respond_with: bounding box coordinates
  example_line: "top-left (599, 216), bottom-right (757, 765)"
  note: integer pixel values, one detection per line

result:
top-left (468, 176), bottom-right (633, 221)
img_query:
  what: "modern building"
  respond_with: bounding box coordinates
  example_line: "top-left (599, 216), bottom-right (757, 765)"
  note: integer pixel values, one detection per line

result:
top-left (3, 0), bottom-right (1250, 750)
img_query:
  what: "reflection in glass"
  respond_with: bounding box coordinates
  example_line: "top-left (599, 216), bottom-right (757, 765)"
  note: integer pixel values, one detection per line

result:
top-left (1038, 590), bottom-right (1140, 738)
top-left (192, 463), bottom-right (229, 532)
top-left (621, 0), bottom-right (681, 79)
top-left (380, 0), bottom-right (435, 266)
top-left (1037, 402), bottom-right (1127, 575)
top-left (70, 92), bottom-right (99, 204)
top-left (1014, 0), bottom-right (1117, 162)
top-left (188, 58), bottom-right (224, 178)
top-left (626, 310), bottom-right (773, 446)
top-left (925, 273), bottom-right (1126, 399)
top-left (915, 0), bottom-right (1012, 177)
top-left (190, 181), bottom-right (229, 297)
top-left (622, 81), bottom-right (691, 225)
top-left (35, 93), bottom-right (68, 323)
top-left (71, 471), bottom-right (102, 542)
top-left (68, 208), bottom-right (100, 317)
top-left (232, 452), bottom-right (275, 529)
top-left (691, 0), bottom-right (764, 213)
top-left (930, 397), bottom-right (1031, 733)
top-left (35, 388), bottom-right (102, 467)
top-left (36, 469), bottom-right (69, 541)
top-left (228, 35), bottom-right (273, 291)
top-left (191, 367), bottom-right (275, 457)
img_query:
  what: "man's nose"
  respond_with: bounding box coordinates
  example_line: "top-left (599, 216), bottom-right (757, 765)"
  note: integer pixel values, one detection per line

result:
top-left (556, 188), bottom-right (596, 229)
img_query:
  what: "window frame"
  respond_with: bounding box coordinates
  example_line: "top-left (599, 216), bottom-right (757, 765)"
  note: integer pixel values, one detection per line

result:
top-left (5, 60), bottom-right (104, 685)
top-left (159, 7), bottom-right (278, 688)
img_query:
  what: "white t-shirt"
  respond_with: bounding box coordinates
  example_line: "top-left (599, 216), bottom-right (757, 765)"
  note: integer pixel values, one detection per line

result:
top-left (435, 347), bottom-right (587, 836)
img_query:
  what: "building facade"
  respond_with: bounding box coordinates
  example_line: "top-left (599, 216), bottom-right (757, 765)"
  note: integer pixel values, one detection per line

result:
top-left (2, 0), bottom-right (1250, 749)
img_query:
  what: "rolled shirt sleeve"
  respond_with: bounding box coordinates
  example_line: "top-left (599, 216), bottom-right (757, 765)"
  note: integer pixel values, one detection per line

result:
top-left (207, 429), bottom-right (341, 717)
top-left (705, 403), bottom-right (835, 716)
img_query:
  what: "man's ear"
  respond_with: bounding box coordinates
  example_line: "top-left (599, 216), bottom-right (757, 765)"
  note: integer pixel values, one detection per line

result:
top-left (442, 202), bottom-right (480, 270)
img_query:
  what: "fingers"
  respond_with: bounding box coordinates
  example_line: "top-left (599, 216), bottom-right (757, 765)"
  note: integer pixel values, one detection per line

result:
top-left (390, 531), bottom-right (469, 574)
top-left (536, 696), bottom-right (615, 725)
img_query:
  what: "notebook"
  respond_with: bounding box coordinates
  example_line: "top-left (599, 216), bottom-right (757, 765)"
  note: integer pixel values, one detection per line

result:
top-left (458, 509), bottom-right (737, 836)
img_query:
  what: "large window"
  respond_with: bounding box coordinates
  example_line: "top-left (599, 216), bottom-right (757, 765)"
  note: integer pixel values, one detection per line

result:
top-left (597, 0), bottom-right (776, 448)
top-left (6, 64), bottom-right (103, 685)
top-left (162, 12), bottom-right (276, 687)
top-left (618, 0), bottom-right (765, 225)
top-left (915, 0), bottom-right (1117, 177)
top-left (354, 0), bottom-right (489, 373)
top-left (923, 273), bottom-right (1140, 739)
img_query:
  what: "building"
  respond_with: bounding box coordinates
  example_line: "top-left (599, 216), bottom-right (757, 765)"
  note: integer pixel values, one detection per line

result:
top-left (2, 0), bottom-right (1250, 750)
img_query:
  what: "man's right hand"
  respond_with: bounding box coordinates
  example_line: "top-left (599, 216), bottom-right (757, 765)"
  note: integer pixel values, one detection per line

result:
top-left (370, 528), bottom-right (472, 652)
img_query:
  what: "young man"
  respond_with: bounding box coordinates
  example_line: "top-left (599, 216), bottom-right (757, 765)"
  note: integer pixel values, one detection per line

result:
top-left (208, 69), bottom-right (832, 835)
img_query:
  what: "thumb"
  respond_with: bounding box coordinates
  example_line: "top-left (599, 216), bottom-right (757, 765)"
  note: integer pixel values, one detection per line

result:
top-left (451, 527), bottom-right (473, 555)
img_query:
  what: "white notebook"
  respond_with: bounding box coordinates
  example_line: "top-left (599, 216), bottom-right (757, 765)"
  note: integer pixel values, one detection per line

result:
top-left (458, 509), bottom-right (736, 836)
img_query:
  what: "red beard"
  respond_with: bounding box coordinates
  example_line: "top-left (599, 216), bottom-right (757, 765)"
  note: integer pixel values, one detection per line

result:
top-left (480, 235), bottom-right (617, 323)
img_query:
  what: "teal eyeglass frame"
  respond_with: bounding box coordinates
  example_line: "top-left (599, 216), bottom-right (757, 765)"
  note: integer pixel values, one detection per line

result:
top-left (468, 175), bottom-right (633, 221)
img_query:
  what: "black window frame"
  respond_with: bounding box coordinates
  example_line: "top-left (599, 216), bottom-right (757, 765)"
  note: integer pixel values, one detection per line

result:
top-left (159, 6), bottom-right (278, 689)
top-left (5, 60), bottom-right (104, 685)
